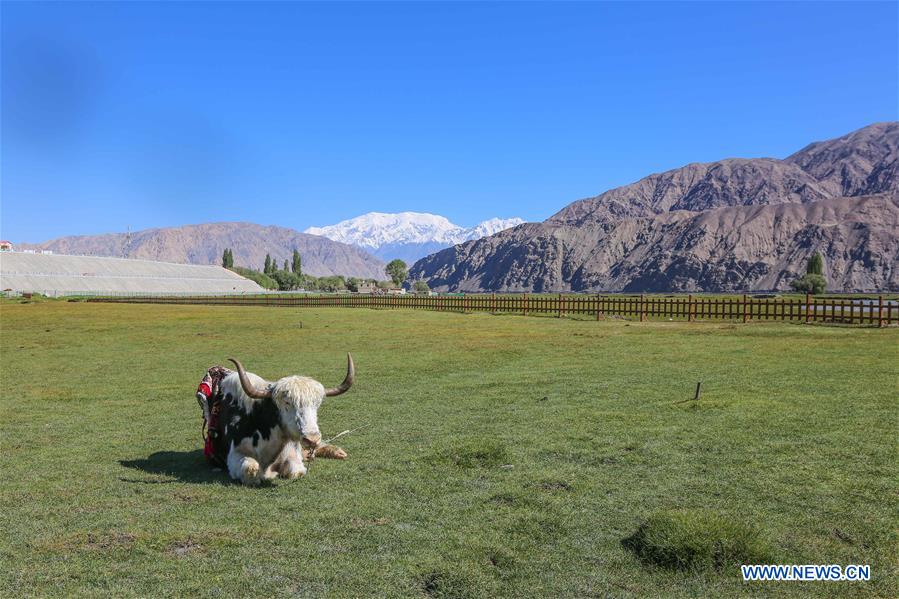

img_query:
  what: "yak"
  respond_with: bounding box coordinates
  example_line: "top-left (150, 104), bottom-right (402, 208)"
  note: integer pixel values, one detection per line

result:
top-left (198, 354), bottom-right (354, 485)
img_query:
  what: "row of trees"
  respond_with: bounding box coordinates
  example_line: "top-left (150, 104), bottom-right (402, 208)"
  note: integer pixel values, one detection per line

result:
top-left (222, 248), bottom-right (303, 291)
top-left (225, 248), bottom-right (826, 295)
top-left (221, 250), bottom-right (433, 293)
top-left (222, 247), bottom-right (413, 292)
top-left (224, 248), bottom-right (304, 277)
top-left (260, 250), bottom-right (304, 290)
top-left (262, 250), bottom-right (302, 277)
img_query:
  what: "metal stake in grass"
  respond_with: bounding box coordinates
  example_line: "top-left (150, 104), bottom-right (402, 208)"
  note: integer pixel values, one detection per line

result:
top-left (305, 423), bottom-right (370, 470)
top-left (324, 423), bottom-right (370, 444)
top-left (676, 382), bottom-right (703, 405)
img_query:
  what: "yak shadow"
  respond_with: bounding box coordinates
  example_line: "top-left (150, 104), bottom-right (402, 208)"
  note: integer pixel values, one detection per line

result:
top-left (120, 450), bottom-right (234, 486)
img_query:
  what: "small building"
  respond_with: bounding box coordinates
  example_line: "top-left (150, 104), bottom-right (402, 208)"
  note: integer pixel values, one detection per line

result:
top-left (0, 241), bottom-right (12, 252)
top-left (358, 282), bottom-right (378, 294)
top-left (386, 287), bottom-right (406, 295)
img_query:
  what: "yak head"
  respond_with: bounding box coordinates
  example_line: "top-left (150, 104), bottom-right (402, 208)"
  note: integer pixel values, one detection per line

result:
top-left (227, 354), bottom-right (354, 450)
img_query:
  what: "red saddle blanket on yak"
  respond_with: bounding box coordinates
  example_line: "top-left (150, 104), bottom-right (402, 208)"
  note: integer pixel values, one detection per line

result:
top-left (195, 366), bottom-right (232, 467)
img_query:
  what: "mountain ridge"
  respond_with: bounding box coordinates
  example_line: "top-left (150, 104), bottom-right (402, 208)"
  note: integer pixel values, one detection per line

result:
top-left (17, 221), bottom-right (387, 279)
top-left (305, 212), bottom-right (523, 263)
top-left (410, 123), bottom-right (899, 292)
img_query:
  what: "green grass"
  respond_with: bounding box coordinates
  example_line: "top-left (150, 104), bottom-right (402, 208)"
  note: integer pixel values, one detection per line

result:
top-left (1, 302), bottom-right (896, 597)
top-left (228, 266), bottom-right (278, 290)
top-left (621, 509), bottom-right (773, 571)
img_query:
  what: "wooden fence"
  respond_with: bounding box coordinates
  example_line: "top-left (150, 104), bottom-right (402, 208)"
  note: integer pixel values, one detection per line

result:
top-left (87, 293), bottom-right (898, 326)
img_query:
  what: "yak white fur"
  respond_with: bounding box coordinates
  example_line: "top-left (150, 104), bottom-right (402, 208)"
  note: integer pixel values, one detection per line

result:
top-left (218, 371), bottom-right (331, 485)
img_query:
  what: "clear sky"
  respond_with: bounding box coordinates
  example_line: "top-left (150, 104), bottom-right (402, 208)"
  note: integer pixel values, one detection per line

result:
top-left (2, 1), bottom-right (897, 242)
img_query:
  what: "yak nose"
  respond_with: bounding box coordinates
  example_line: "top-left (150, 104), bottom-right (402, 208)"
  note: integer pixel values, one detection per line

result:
top-left (301, 432), bottom-right (321, 447)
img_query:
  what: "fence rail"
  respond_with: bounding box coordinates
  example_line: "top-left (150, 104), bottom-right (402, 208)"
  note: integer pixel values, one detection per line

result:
top-left (86, 293), bottom-right (898, 326)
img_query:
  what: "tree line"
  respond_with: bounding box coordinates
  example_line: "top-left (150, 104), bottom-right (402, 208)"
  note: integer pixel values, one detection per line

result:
top-left (226, 247), bottom-right (825, 296)
top-left (221, 249), bottom-right (429, 293)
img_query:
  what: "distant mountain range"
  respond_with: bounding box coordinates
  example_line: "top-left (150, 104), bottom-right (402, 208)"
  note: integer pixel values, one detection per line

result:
top-left (13, 213), bottom-right (523, 281)
top-left (14, 124), bottom-right (896, 292)
top-left (17, 222), bottom-right (387, 280)
top-left (410, 122), bottom-right (899, 292)
top-left (305, 212), bottom-right (524, 263)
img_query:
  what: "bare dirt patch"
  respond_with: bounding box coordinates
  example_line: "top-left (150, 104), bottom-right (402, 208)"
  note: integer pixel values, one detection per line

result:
top-left (170, 538), bottom-right (203, 557)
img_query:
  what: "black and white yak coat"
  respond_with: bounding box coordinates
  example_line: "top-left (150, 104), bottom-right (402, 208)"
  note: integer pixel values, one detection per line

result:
top-left (199, 356), bottom-right (353, 485)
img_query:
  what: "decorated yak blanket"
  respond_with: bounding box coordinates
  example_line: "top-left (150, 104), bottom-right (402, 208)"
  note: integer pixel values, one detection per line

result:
top-left (195, 366), bottom-right (233, 467)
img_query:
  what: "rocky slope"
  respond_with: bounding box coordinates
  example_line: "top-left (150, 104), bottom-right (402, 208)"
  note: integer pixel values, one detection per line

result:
top-left (18, 222), bottom-right (387, 279)
top-left (411, 123), bottom-right (899, 292)
top-left (784, 121), bottom-right (898, 197)
top-left (305, 212), bottom-right (523, 263)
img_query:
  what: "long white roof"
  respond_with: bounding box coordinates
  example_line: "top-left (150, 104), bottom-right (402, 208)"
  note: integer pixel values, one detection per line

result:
top-left (0, 252), bottom-right (261, 294)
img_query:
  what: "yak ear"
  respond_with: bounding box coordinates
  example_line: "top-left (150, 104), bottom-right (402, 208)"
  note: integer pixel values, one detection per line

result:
top-left (324, 353), bottom-right (354, 397)
top-left (228, 358), bottom-right (273, 399)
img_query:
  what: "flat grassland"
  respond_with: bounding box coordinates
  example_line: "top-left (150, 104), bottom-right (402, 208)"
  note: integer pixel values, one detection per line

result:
top-left (1, 301), bottom-right (896, 598)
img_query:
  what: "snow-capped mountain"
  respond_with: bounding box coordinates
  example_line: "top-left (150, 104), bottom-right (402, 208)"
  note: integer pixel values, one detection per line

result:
top-left (305, 212), bottom-right (524, 264)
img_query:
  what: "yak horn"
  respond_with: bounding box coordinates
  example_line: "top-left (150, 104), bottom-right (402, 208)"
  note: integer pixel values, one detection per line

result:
top-left (325, 353), bottom-right (355, 397)
top-left (228, 358), bottom-right (273, 399)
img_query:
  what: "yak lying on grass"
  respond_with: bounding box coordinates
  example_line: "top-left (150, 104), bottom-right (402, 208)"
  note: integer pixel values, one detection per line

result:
top-left (196, 354), bottom-right (354, 485)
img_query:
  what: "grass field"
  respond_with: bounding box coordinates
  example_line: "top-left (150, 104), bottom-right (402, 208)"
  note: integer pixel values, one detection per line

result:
top-left (1, 301), bottom-right (897, 597)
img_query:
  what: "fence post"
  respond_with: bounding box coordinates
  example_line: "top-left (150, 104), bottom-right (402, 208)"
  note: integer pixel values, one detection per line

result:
top-left (688, 294), bottom-right (694, 323)
top-left (742, 294), bottom-right (748, 323)
top-left (878, 295), bottom-right (884, 328)
top-left (558, 293), bottom-right (563, 318)
top-left (640, 293), bottom-right (646, 322)
top-left (596, 294), bottom-right (602, 321)
top-left (492, 293), bottom-right (496, 314)
top-left (523, 293), bottom-right (528, 316)
top-left (805, 293), bottom-right (811, 323)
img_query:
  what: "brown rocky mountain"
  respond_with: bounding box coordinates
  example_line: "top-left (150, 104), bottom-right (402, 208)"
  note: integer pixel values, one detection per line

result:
top-left (785, 121), bottom-right (898, 196)
top-left (19, 222), bottom-right (387, 279)
top-left (411, 123), bottom-right (899, 292)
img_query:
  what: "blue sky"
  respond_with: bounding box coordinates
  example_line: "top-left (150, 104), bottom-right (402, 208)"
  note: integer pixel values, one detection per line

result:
top-left (2, 1), bottom-right (897, 241)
